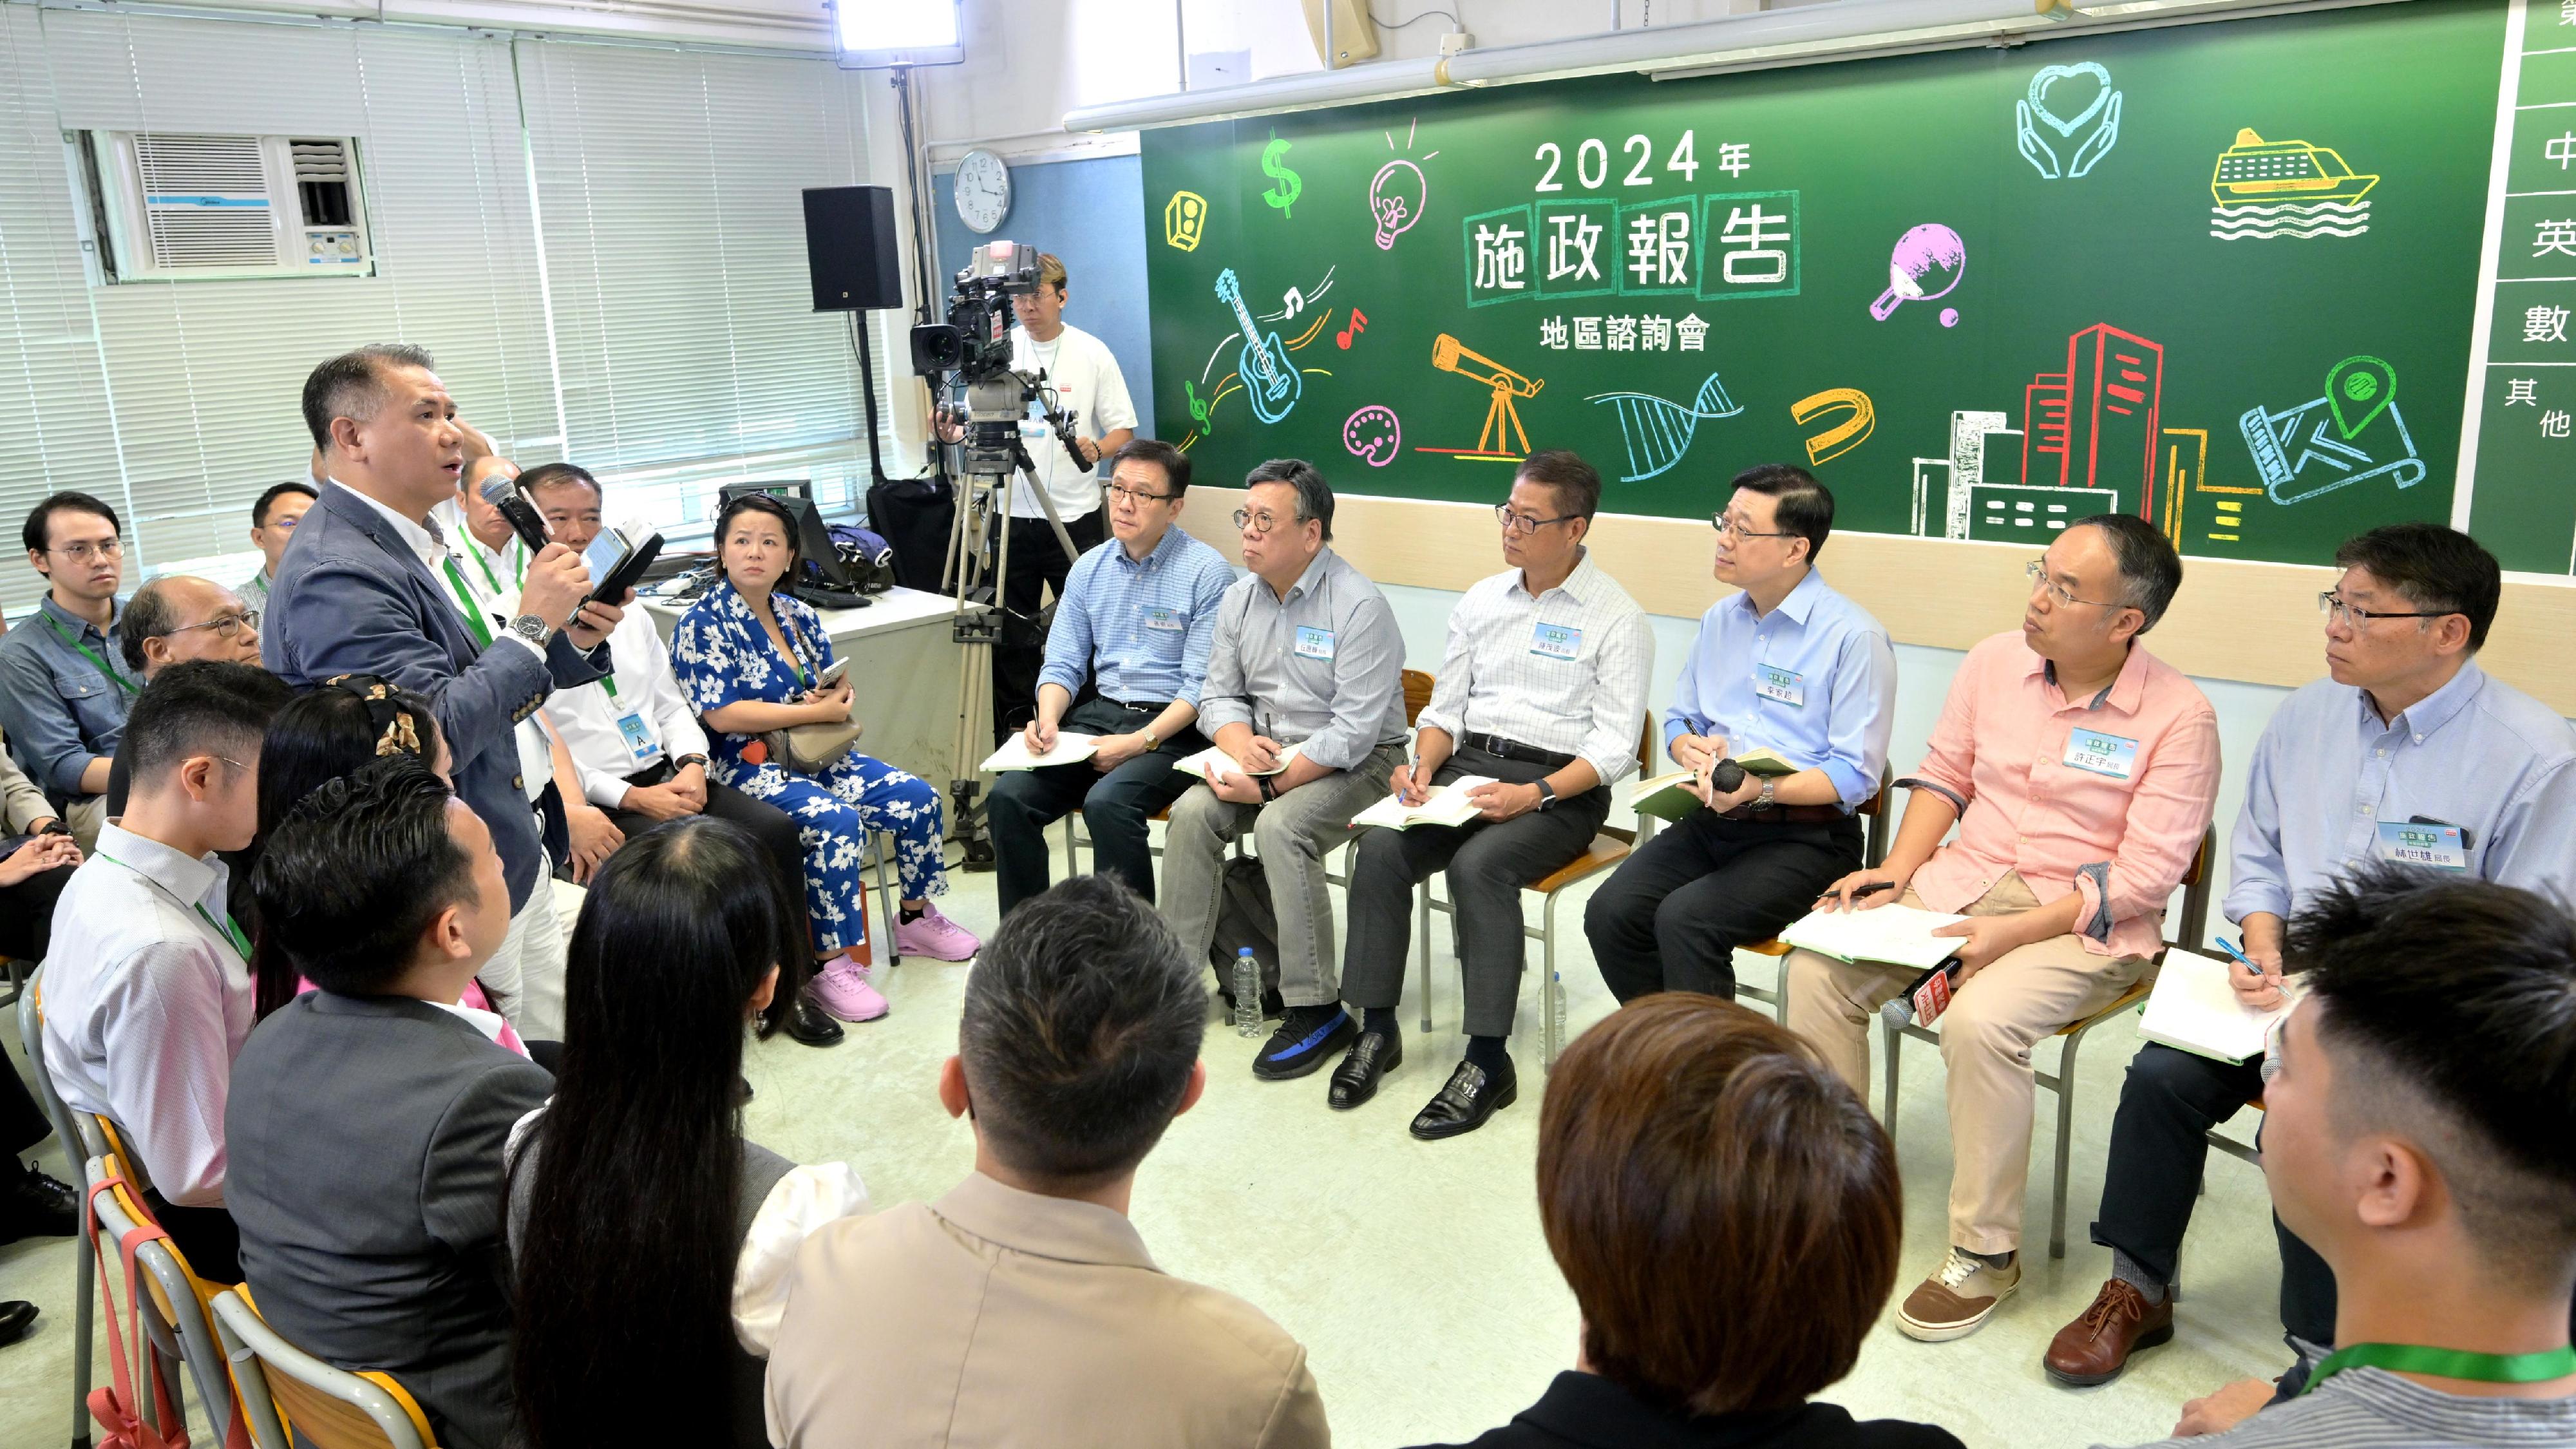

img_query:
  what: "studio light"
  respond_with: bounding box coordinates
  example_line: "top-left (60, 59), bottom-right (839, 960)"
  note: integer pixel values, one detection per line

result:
top-left (834, 0), bottom-right (965, 70)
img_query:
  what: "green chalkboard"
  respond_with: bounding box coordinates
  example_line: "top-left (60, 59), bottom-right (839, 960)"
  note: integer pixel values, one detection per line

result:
top-left (1142, 0), bottom-right (2513, 569)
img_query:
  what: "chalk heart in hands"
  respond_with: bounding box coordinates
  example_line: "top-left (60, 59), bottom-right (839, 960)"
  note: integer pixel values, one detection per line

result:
top-left (2027, 62), bottom-right (2112, 138)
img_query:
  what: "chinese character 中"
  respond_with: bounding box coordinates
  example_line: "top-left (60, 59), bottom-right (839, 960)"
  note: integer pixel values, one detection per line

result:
top-left (2527, 305), bottom-right (2571, 344)
top-left (1547, 212), bottom-right (1603, 283)
top-left (1716, 204), bottom-right (1792, 285)
top-left (1677, 314), bottom-right (1709, 352)
top-left (1473, 221), bottom-right (1528, 292)
top-left (1605, 315), bottom-right (1638, 351)
top-left (1625, 211), bottom-right (1690, 288)
top-left (2507, 378), bottom-right (2541, 406)
top-left (1640, 314), bottom-right (1673, 352)
top-left (2545, 410), bottom-right (2572, 439)
top-left (1719, 142), bottom-right (1751, 178)
top-left (2550, 133), bottom-right (2576, 171)
top-left (2537, 219), bottom-right (2576, 260)
top-left (1573, 316), bottom-right (1604, 350)
top-left (1539, 316), bottom-right (1569, 350)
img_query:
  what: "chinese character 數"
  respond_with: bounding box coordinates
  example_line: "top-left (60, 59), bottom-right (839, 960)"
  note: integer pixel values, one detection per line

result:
top-left (2527, 305), bottom-right (2572, 344)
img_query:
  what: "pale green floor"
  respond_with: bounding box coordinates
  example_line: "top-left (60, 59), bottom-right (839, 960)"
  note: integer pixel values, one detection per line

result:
top-left (0, 857), bottom-right (2284, 1449)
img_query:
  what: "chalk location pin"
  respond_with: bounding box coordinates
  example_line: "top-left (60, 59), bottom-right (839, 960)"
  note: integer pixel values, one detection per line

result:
top-left (2325, 355), bottom-right (2396, 440)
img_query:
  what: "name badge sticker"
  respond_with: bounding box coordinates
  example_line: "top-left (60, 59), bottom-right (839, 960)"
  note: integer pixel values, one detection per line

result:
top-left (1530, 621), bottom-right (1584, 660)
top-left (1294, 625), bottom-right (1336, 661)
top-left (2374, 821), bottom-right (2468, 871)
top-left (616, 710), bottom-right (663, 766)
top-left (1755, 663), bottom-right (1805, 707)
top-left (2062, 729), bottom-right (2140, 780)
top-left (1143, 607), bottom-right (1187, 632)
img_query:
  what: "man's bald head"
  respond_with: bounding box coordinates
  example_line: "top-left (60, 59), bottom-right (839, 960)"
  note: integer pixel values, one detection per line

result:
top-left (120, 574), bottom-right (261, 676)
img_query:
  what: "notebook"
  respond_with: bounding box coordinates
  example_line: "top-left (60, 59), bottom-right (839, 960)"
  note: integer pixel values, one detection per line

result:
top-left (979, 732), bottom-right (1100, 772)
top-left (2138, 948), bottom-right (2294, 1063)
top-left (1175, 741), bottom-right (1306, 783)
top-left (1628, 746), bottom-right (1806, 823)
top-left (1777, 903), bottom-right (1971, 971)
top-left (1349, 777), bottom-right (1498, 831)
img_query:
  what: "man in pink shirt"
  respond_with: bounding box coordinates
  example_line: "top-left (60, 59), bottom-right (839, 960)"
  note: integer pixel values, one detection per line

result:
top-left (1788, 513), bottom-right (2219, 1344)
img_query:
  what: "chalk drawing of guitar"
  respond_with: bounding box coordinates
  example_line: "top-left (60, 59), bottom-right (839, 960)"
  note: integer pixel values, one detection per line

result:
top-left (1215, 268), bottom-right (1302, 424)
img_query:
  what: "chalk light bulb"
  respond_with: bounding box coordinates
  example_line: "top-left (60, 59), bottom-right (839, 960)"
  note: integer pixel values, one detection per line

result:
top-left (1368, 160), bottom-right (1425, 251)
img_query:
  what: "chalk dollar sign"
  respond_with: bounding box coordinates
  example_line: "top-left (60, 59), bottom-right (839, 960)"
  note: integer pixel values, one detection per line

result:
top-left (1260, 137), bottom-right (1302, 219)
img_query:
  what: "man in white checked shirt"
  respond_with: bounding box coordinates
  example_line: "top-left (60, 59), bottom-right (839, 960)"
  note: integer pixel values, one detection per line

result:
top-left (1329, 451), bottom-right (1653, 1141)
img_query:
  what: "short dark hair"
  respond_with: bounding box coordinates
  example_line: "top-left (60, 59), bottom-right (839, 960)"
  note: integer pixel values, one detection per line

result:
top-left (1729, 464), bottom-right (1834, 564)
top-left (2333, 523), bottom-right (2501, 652)
top-left (252, 755), bottom-right (480, 996)
top-left (251, 481), bottom-right (317, 529)
top-left (2070, 513), bottom-right (2183, 632)
top-left (122, 659), bottom-right (293, 784)
top-left (2284, 862), bottom-right (2576, 1278)
top-left (712, 493), bottom-right (801, 571)
top-left (1540, 996), bottom-right (1901, 1416)
top-left (22, 491), bottom-right (121, 556)
top-left (117, 576), bottom-right (187, 673)
top-left (1517, 449), bottom-right (1602, 521)
top-left (1112, 437), bottom-right (1191, 497)
top-left (518, 461), bottom-right (603, 502)
top-left (300, 344), bottom-right (434, 451)
top-left (1242, 457), bottom-right (1334, 543)
top-left (958, 875), bottom-right (1205, 1189)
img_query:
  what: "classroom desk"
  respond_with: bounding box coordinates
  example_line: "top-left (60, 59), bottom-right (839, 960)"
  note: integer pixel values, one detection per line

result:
top-left (645, 585), bottom-right (971, 817)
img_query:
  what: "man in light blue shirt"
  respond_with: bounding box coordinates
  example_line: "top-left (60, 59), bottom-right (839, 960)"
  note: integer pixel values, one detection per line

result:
top-left (984, 439), bottom-right (1233, 918)
top-left (0, 492), bottom-right (140, 849)
top-left (1583, 464), bottom-right (1895, 1001)
top-left (2054, 522), bottom-right (2576, 1391)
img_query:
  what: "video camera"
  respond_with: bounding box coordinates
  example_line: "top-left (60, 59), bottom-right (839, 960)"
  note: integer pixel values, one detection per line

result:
top-left (909, 240), bottom-right (1086, 480)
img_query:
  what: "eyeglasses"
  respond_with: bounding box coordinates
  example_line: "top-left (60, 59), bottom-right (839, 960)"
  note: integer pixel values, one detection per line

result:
top-left (2318, 591), bottom-right (2458, 628)
top-left (1495, 505), bottom-right (1578, 535)
top-left (1231, 508), bottom-right (1296, 534)
top-left (1104, 482), bottom-right (1175, 504)
top-left (167, 612), bottom-right (255, 641)
top-left (1711, 513), bottom-right (1795, 540)
top-left (2025, 558), bottom-right (2123, 611)
top-left (44, 540), bottom-right (122, 562)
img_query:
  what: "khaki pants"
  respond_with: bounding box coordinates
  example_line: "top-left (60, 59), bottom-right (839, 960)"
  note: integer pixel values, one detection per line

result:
top-left (64, 795), bottom-right (106, 854)
top-left (1785, 873), bottom-right (2148, 1255)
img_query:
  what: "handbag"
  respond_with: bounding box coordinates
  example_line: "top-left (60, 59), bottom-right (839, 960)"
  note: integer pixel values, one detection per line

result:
top-left (756, 611), bottom-right (865, 774)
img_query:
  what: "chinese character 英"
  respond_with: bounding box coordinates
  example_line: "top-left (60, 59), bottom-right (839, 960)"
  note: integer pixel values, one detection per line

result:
top-left (1717, 204), bottom-right (1792, 285)
top-left (2562, 0), bottom-right (2575, 24)
top-left (2537, 219), bottom-right (2576, 260)
top-left (1473, 221), bottom-right (1528, 292)
top-left (1540, 316), bottom-right (1569, 350)
top-left (2545, 409), bottom-right (2573, 439)
top-left (1574, 316), bottom-right (1604, 350)
top-left (1640, 315), bottom-right (1673, 352)
top-left (1605, 316), bottom-right (1638, 351)
top-left (2527, 305), bottom-right (2571, 344)
top-left (1625, 211), bottom-right (1690, 289)
top-left (1719, 142), bottom-right (1751, 178)
top-left (1677, 313), bottom-right (1709, 352)
top-left (1546, 212), bottom-right (1603, 283)
top-left (2508, 378), bottom-right (2541, 406)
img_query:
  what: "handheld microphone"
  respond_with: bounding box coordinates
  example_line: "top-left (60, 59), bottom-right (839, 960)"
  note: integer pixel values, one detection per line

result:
top-left (479, 476), bottom-right (551, 558)
top-left (1879, 958), bottom-right (1965, 1031)
top-left (1708, 759), bottom-right (1747, 794)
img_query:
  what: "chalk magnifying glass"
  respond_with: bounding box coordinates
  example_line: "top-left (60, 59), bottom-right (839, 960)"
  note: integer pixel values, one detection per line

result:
top-left (1868, 223), bottom-right (1966, 321)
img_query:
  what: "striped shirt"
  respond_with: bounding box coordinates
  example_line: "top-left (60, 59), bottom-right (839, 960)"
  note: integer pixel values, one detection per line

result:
top-left (1417, 549), bottom-right (1655, 786)
top-left (2100, 1367), bottom-right (2576, 1447)
top-left (1036, 525), bottom-right (1234, 709)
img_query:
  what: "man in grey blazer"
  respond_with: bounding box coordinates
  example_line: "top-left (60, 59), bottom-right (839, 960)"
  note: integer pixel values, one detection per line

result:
top-left (270, 344), bottom-right (625, 1036)
top-left (227, 758), bottom-right (550, 1449)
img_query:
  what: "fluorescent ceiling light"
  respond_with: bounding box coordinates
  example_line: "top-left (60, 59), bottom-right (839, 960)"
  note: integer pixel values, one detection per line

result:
top-left (835, 0), bottom-right (964, 68)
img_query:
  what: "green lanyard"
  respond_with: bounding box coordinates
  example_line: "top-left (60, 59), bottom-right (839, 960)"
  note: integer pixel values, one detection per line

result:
top-left (40, 612), bottom-right (139, 697)
top-left (601, 673), bottom-right (620, 701)
top-left (2301, 1342), bottom-right (2576, 1396)
top-left (466, 540), bottom-right (505, 598)
top-left (440, 558), bottom-right (497, 649)
top-left (95, 851), bottom-right (251, 962)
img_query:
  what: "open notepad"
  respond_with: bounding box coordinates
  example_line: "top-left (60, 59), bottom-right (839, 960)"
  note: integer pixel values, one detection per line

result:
top-left (978, 732), bottom-right (1100, 773)
top-left (2139, 948), bottom-right (2295, 1063)
top-left (1627, 746), bottom-right (1805, 822)
top-left (1349, 776), bottom-right (1498, 831)
top-left (1174, 741), bottom-right (1307, 784)
top-left (1777, 903), bottom-right (1971, 971)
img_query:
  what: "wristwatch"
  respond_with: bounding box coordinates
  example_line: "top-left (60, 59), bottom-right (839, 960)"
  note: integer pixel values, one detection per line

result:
top-left (507, 613), bottom-right (553, 649)
top-left (1753, 777), bottom-right (1779, 811)
top-left (673, 753), bottom-right (708, 772)
top-left (1535, 779), bottom-right (1558, 812)
top-left (1257, 774), bottom-right (1278, 802)
top-left (1141, 729), bottom-right (1161, 750)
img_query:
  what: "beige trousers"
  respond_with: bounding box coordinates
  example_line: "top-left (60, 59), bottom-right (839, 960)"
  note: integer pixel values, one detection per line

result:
top-left (1785, 872), bottom-right (2148, 1255)
top-left (64, 794), bottom-right (106, 854)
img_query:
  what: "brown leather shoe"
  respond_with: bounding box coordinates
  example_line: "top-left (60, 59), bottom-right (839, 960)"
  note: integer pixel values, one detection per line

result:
top-left (2044, 1278), bottom-right (2175, 1387)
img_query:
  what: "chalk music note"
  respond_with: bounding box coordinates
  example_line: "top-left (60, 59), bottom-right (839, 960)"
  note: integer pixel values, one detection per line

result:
top-left (1338, 308), bottom-right (1369, 350)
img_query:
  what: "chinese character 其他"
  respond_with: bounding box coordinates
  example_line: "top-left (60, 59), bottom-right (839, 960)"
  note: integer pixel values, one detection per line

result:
top-left (2507, 378), bottom-right (2541, 406)
top-left (2544, 409), bottom-right (2572, 439)
top-left (2527, 305), bottom-right (2571, 344)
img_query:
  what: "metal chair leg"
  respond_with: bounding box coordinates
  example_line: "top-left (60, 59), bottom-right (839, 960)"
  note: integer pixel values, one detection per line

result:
top-left (874, 834), bottom-right (903, 966)
top-left (1540, 892), bottom-right (1564, 1072)
top-left (1880, 1014), bottom-right (1902, 1145)
top-left (71, 1220), bottom-right (93, 1449)
top-left (1416, 881), bottom-right (1432, 1033)
top-left (2052, 1027), bottom-right (2088, 1260)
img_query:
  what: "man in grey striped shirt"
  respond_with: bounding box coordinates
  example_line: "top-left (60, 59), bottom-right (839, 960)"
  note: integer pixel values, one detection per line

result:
top-left (2103, 862), bottom-right (2576, 1448)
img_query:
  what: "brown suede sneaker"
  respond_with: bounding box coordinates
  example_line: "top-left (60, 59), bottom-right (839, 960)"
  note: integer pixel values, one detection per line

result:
top-left (2043, 1278), bottom-right (2175, 1387)
top-left (1895, 1248), bottom-right (2022, 1341)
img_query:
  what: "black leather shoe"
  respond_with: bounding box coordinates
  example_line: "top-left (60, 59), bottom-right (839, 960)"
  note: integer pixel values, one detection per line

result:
top-left (1409, 1057), bottom-right (1518, 1141)
top-left (784, 990), bottom-right (846, 1047)
top-left (0, 1299), bottom-right (36, 1347)
top-left (1327, 1029), bottom-right (1403, 1110)
top-left (0, 1160), bottom-right (76, 1244)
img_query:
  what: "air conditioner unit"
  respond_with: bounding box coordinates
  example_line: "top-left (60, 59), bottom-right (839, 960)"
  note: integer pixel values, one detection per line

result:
top-left (88, 131), bottom-right (374, 281)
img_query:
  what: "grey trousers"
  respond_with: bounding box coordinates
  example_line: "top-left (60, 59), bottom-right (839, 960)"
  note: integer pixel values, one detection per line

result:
top-left (1160, 741), bottom-right (1408, 1008)
top-left (1338, 746), bottom-right (1611, 1039)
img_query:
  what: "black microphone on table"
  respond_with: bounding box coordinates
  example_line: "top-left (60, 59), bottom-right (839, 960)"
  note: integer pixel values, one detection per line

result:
top-left (480, 476), bottom-right (551, 557)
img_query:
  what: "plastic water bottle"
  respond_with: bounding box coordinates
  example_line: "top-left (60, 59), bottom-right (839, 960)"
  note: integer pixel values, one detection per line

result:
top-left (1232, 949), bottom-right (1262, 1037)
top-left (1549, 969), bottom-right (1567, 1055)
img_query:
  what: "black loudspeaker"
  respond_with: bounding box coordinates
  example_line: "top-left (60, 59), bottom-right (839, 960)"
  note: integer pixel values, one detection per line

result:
top-left (802, 185), bottom-right (903, 312)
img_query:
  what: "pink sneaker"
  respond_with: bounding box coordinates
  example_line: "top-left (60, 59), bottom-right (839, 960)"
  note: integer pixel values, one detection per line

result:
top-left (895, 903), bottom-right (981, 962)
top-left (808, 956), bottom-right (889, 1023)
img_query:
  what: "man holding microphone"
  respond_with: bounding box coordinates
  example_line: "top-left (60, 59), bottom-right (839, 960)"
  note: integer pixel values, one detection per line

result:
top-left (271, 345), bottom-right (625, 1040)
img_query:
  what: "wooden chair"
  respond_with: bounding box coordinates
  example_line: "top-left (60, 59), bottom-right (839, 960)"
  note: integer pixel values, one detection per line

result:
top-left (19, 968), bottom-right (99, 1449)
top-left (1732, 766), bottom-right (1896, 1024)
top-left (84, 1155), bottom-right (247, 1446)
top-left (1414, 715), bottom-right (1658, 1072)
top-left (1877, 827), bottom-right (2216, 1259)
top-left (211, 1286), bottom-right (439, 1449)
